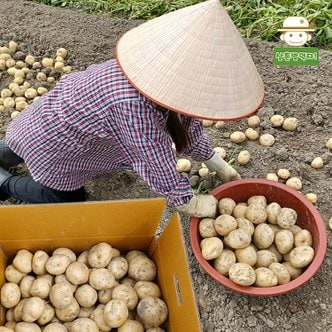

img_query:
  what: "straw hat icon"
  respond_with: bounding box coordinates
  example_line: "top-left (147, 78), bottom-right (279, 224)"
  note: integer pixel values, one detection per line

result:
top-left (278, 17), bottom-right (314, 32)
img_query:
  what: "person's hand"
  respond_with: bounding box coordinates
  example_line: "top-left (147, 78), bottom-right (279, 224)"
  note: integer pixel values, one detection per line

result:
top-left (204, 152), bottom-right (241, 182)
top-left (176, 194), bottom-right (218, 218)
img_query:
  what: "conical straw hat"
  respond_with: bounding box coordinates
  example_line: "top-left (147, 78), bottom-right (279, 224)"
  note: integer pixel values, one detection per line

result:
top-left (115, 0), bottom-right (264, 120)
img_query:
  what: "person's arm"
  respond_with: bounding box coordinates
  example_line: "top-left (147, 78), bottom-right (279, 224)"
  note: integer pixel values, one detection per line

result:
top-left (181, 116), bottom-right (240, 182)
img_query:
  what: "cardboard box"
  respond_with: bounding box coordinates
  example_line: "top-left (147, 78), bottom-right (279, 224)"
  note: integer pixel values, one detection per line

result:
top-left (0, 198), bottom-right (201, 331)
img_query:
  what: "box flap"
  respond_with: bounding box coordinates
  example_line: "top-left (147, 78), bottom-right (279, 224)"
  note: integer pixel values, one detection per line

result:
top-left (0, 199), bottom-right (166, 255)
top-left (152, 213), bottom-right (201, 332)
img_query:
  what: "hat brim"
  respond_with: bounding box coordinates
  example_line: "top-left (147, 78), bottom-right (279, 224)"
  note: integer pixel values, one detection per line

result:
top-left (116, 0), bottom-right (265, 121)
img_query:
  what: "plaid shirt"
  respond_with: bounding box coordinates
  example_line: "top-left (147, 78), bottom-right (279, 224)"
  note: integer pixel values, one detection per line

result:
top-left (6, 59), bottom-right (214, 207)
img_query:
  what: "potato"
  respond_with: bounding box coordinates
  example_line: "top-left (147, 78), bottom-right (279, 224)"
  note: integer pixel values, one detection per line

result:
top-left (253, 223), bottom-right (275, 249)
top-left (230, 131), bottom-right (246, 143)
top-left (5, 264), bottom-right (26, 284)
top-left (283, 262), bottom-right (302, 279)
top-left (70, 318), bottom-right (99, 332)
top-left (78, 306), bottom-right (95, 319)
top-left (248, 115), bottom-right (260, 127)
top-left (293, 229), bottom-right (312, 247)
top-left (245, 203), bottom-right (267, 224)
top-left (290, 224), bottom-right (302, 235)
top-left (75, 284), bottom-right (98, 308)
top-left (55, 297), bottom-right (80, 322)
top-left (118, 319), bottom-right (144, 332)
top-left (224, 228), bottom-right (251, 249)
top-left (289, 245), bottom-right (315, 268)
top-left (125, 250), bottom-right (147, 263)
top-left (282, 117), bottom-right (298, 131)
top-left (37, 303), bottom-right (55, 325)
top-left (256, 250), bottom-right (278, 268)
top-left (305, 193), bottom-right (317, 204)
top-left (232, 203), bottom-right (247, 219)
top-left (311, 157), bottom-right (323, 169)
top-left (22, 297), bottom-right (45, 322)
top-left (259, 133), bottom-right (275, 147)
top-left (54, 274), bottom-right (77, 293)
top-left (46, 254), bottom-right (71, 275)
top-left (326, 138), bottom-right (332, 150)
top-left (215, 121), bottom-right (225, 129)
top-left (245, 128), bottom-right (259, 140)
top-left (107, 256), bottom-right (129, 279)
top-left (104, 299), bottom-right (129, 328)
top-left (270, 114), bottom-right (284, 127)
top-left (49, 282), bottom-right (73, 309)
top-left (88, 242), bottom-right (113, 268)
top-left (98, 288), bottom-right (113, 304)
top-left (237, 150), bottom-right (251, 165)
top-left (65, 261), bottom-right (90, 285)
top-left (200, 237), bottom-right (223, 260)
top-left (213, 249), bottom-right (236, 276)
top-left (199, 218), bottom-right (218, 238)
top-left (266, 173), bottom-right (278, 182)
top-left (202, 120), bottom-right (214, 127)
top-left (228, 262), bottom-right (256, 286)
top-left (236, 217), bottom-right (255, 236)
top-left (286, 177), bottom-right (302, 190)
top-left (277, 168), bottom-right (290, 180)
top-left (112, 284), bottom-right (138, 310)
top-left (15, 322), bottom-right (41, 332)
top-left (267, 244), bottom-right (283, 262)
top-left (247, 195), bottom-right (267, 207)
top-left (275, 229), bottom-right (294, 254)
top-left (13, 249), bottom-right (33, 274)
top-left (214, 214), bottom-right (237, 236)
top-left (266, 202), bottom-right (281, 225)
top-left (134, 281), bottom-right (161, 300)
top-left (43, 323), bottom-right (67, 332)
top-left (77, 250), bottom-right (89, 266)
top-left (268, 262), bottom-right (290, 285)
top-left (29, 277), bottom-right (52, 299)
top-left (218, 197), bottom-right (236, 215)
top-left (14, 298), bottom-right (27, 322)
top-left (198, 167), bottom-right (209, 177)
top-left (235, 245), bottom-right (257, 266)
top-left (1, 282), bottom-right (21, 308)
top-left (176, 158), bottom-right (191, 172)
top-left (89, 268), bottom-right (116, 290)
top-left (254, 267), bottom-right (278, 287)
top-left (128, 256), bottom-right (157, 281)
top-left (146, 328), bottom-right (166, 332)
top-left (213, 146), bottom-right (227, 158)
top-left (277, 207), bottom-right (297, 229)
top-left (0, 327), bottom-right (15, 332)
top-left (90, 304), bottom-right (112, 331)
top-left (52, 248), bottom-right (76, 263)
top-left (136, 296), bottom-right (168, 327)
top-left (31, 251), bottom-right (49, 276)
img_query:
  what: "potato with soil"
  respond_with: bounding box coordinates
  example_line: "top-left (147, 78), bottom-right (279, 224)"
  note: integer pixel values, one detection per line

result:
top-left (254, 267), bottom-right (278, 287)
top-left (256, 250), bottom-right (278, 267)
top-left (136, 296), bottom-right (168, 327)
top-left (118, 319), bottom-right (144, 332)
top-left (214, 214), bottom-right (237, 236)
top-left (13, 249), bottom-right (33, 274)
top-left (253, 223), bottom-right (275, 249)
top-left (89, 268), bottom-right (116, 290)
top-left (46, 254), bottom-right (71, 275)
top-left (268, 262), bottom-right (290, 285)
top-left (294, 229), bottom-right (313, 247)
top-left (213, 250), bottom-right (236, 276)
top-left (228, 262), bottom-right (256, 286)
top-left (266, 202), bottom-right (281, 224)
top-left (224, 228), bottom-right (251, 249)
top-left (107, 256), bottom-right (129, 279)
top-left (75, 284), bottom-right (98, 308)
top-left (245, 203), bottom-right (267, 224)
top-left (199, 218), bottom-right (218, 238)
top-left (112, 284), bottom-right (138, 310)
top-left (32, 250), bottom-right (49, 275)
top-left (289, 245), bottom-right (315, 268)
top-left (70, 318), bottom-right (99, 332)
top-left (275, 229), bottom-right (294, 254)
top-left (21, 297), bottom-right (45, 322)
top-left (88, 242), bottom-right (113, 268)
top-left (1, 282), bottom-right (21, 308)
top-left (104, 299), bottom-right (129, 328)
top-left (65, 261), bottom-right (90, 285)
top-left (128, 256), bottom-right (157, 281)
top-left (235, 245), bottom-right (257, 266)
top-left (200, 237), bottom-right (223, 260)
top-left (218, 197), bottom-right (236, 215)
top-left (277, 207), bottom-right (297, 229)
top-left (49, 282), bottom-right (73, 309)
top-left (134, 281), bottom-right (161, 300)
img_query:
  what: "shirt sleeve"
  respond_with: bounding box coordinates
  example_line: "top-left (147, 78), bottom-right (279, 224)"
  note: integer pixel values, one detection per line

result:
top-left (180, 116), bottom-right (214, 161)
top-left (115, 100), bottom-right (194, 207)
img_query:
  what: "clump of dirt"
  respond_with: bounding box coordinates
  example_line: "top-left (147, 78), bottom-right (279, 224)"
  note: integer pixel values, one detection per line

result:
top-left (0, 1), bottom-right (331, 331)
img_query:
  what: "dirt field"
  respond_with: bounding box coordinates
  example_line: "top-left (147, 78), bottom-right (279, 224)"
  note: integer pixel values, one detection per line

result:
top-left (0, 0), bottom-right (331, 331)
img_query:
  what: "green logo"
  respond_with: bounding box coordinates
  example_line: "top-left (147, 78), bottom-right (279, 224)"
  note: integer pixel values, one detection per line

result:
top-left (274, 16), bottom-right (319, 66)
top-left (273, 47), bottom-right (319, 66)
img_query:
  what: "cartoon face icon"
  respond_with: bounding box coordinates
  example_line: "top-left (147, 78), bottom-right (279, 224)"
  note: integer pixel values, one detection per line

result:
top-left (278, 17), bottom-right (314, 46)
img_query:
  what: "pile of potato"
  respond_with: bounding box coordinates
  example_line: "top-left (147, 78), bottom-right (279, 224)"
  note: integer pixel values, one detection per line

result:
top-left (0, 242), bottom-right (168, 331)
top-left (0, 40), bottom-right (71, 120)
top-left (199, 195), bottom-right (315, 287)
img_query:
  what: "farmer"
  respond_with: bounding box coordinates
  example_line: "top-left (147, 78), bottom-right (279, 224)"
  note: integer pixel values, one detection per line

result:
top-left (0, 0), bottom-right (264, 217)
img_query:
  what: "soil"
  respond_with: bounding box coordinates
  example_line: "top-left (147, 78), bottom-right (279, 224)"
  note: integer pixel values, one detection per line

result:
top-left (0, 1), bottom-right (331, 331)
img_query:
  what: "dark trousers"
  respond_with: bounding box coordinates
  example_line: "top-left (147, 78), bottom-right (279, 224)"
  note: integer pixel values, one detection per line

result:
top-left (0, 140), bottom-right (86, 203)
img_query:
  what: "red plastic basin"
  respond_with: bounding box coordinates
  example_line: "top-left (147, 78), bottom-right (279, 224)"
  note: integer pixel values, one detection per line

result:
top-left (190, 178), bottom-right (327, 296)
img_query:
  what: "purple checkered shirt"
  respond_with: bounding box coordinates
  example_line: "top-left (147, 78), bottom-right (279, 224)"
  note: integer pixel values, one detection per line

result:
top-left (6, 59), bottom-right (214, 207)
